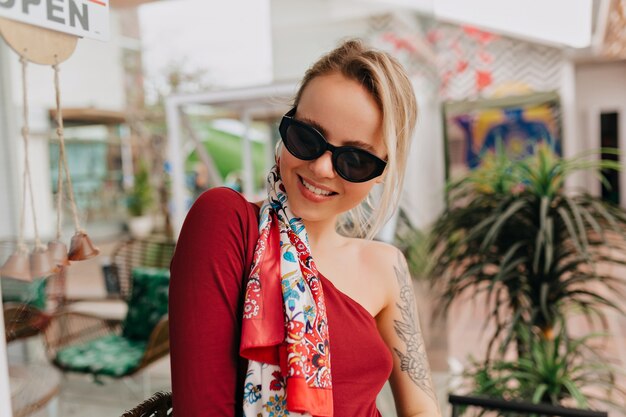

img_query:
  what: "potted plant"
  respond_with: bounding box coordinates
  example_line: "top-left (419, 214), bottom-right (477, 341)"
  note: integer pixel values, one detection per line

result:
top-left (127, 160), bottom-right (154, 238)
top-left (427, 143), bottom-right (626, 408)
top-left (464, 325), bottom-right (625, 408)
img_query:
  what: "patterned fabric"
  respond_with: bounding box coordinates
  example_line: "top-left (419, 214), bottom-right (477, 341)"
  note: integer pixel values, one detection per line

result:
top-left (54, 267), bottom-right (169, 378)
top-left (240, 165), bottom-right (333, 417)
top-left (1, 277), bottom-right (47, 309)
top-left (55, 334), bottom-right (146, 377)
top-left (122, 267), bottom-right (170, 341)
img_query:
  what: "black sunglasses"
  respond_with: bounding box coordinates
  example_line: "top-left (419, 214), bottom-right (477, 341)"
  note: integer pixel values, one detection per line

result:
top-left (279, 108), bottom-right (387, 183)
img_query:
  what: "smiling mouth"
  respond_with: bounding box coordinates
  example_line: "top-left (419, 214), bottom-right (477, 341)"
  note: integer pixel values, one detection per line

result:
top-left (299, 176), bottom-right (337, 197)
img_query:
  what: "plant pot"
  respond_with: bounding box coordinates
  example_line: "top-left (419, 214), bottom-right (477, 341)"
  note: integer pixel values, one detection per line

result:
top-left (128, 215), bottom-right (153, 239)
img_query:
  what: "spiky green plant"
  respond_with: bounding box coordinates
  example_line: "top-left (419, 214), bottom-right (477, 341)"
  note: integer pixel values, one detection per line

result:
top-left (429, 144), bottom-right (626, 357)
top-left (394, 212), bottom-right (431, 279)
top-left (464, 325), bottom-right (626, 409)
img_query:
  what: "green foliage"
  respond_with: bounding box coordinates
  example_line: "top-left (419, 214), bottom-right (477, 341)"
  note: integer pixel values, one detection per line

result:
top-left (429, 144), bottom-right (626, 357)
top-left (464, 326), bottom-right (625, 409)
top-left (127, 161), bottom-right (154, 217)
top-left (394, 212), bottom-right (431, 279)
top-left (429, 144), bottom-right (626, 408)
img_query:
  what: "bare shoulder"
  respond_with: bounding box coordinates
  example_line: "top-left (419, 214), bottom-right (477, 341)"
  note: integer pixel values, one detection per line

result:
top-left (352, 239), bottom-right (408, 308)
top-left (357, 239), bottom-right (403, 269)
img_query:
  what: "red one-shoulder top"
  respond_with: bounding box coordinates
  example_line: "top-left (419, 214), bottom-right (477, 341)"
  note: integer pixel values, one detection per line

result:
top-left (169, 187), bottom-right (393, 416)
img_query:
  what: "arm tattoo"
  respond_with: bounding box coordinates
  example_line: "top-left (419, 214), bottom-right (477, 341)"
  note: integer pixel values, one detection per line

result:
top-left (392, 252), bottom-right (437, 401)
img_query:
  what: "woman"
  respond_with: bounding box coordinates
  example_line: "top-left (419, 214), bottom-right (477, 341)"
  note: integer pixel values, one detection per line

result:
top-left (169, 39), bottom-right (441, 417)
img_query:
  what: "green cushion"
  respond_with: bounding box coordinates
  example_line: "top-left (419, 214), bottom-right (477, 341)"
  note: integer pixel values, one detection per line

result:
top-left (1, 277), bottom-right (47, 309)
top-left (55, 334), bottom-right (146, 377)
top-left (122, 267), bottom-right (170, 341)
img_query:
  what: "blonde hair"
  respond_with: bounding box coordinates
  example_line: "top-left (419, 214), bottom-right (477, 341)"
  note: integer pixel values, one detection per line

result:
top-left (294, 39), bottom-right (418, 239)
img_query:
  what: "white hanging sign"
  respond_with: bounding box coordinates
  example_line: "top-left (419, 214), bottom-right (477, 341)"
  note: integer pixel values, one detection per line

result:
top-left (0, 0), bottom-right (109, 41)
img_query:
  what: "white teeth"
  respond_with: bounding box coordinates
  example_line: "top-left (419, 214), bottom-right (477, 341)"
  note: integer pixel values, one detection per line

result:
top-left (301, 178), bottom-right (333, 196)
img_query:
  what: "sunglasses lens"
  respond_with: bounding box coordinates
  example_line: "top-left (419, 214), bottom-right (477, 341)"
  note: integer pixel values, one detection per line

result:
top-left (280, 112), bottom-right (385, 183)
top-left (336, 151), bottom-right (381, 182)
top-left (283, 123), bottom-right (324, 160)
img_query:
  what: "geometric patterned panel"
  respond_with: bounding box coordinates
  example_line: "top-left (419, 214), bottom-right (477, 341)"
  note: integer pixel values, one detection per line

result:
top-left (434, 23), bottom-right (565, 101)
top-left (365, 14), bottom-right (565, 102)
top-left (490, 40), bottom-right (564, 91)
top-left (365, 13), bottom-right (439, 92)
top-left (602, 0), bottom-right (626, 58)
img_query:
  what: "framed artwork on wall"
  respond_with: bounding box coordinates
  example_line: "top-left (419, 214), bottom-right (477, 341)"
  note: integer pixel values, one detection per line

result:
top-left (443, 91), bottom-right (562, 181)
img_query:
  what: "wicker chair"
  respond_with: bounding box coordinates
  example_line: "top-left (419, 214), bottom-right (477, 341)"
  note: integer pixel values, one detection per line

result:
top-left (121, 391), bottom-right (173, 417)
top-left (43, 236), bottom-right (175, 382)
top-left (1, 240), bottom-right (54, 347)
top-left (3, 302), bottom-right (50, 343)
top-left (44, 266), bottom-right (170, 381)
top-left (109, 236), bottom-right (176, 301)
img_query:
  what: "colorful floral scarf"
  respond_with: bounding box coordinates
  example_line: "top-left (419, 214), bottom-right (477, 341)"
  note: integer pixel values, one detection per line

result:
top-left (240, 165), bottom-right (333, 417)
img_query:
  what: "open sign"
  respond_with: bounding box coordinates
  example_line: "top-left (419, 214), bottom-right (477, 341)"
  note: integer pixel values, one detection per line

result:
top-left (0, 0), bottom-right (109, 41)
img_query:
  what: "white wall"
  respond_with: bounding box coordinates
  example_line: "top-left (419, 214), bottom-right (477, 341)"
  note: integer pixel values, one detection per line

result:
top-left (402, 80), bottom-right (446, 230)
top-left (271, 0), bottom-right (372, 82)
top-left (139, 0), bottom-right (273, 92)
top-left (9, 13), bottom-right (126, 112)
top-left (575, 61), bottom-right (626, 206)
top-left (0, 10), bottom-right (129, 241)
top-left (0, 42), bottom-right (20, 240)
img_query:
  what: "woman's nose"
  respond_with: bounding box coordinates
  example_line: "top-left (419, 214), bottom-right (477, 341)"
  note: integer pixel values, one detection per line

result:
top-left (308, 151), bottom-right (336, 179)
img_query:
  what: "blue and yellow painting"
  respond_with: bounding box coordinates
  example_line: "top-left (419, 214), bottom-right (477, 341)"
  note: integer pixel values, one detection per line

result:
top-left (454, 102), bottom-right (561, 170)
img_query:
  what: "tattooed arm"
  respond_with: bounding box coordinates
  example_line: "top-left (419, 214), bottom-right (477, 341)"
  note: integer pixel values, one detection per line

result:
top-left (376, 249), bottom-right (441, 417)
